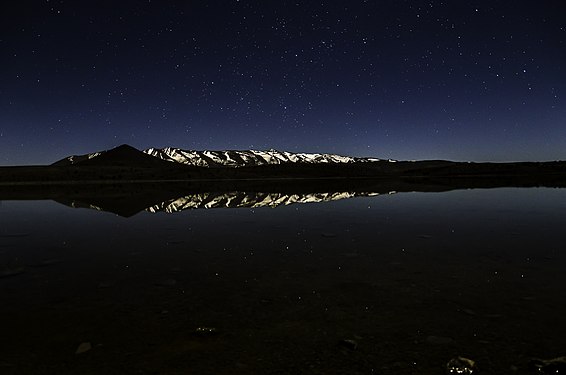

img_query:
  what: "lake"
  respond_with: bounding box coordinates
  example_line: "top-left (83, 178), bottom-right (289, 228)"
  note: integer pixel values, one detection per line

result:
top-left (1, 187), bottom-right (565, 374)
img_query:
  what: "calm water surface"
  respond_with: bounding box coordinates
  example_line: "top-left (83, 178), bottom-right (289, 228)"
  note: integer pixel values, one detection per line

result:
top-left (1, 188), bottom-right (565, 374)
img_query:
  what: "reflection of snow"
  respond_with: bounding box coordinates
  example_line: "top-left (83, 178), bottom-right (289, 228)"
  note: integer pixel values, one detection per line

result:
top-left (146, 191), bottom-right (390, 213)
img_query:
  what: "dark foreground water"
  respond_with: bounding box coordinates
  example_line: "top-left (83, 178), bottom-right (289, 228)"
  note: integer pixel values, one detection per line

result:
top-left (1, 188), bottom-right (565, 374)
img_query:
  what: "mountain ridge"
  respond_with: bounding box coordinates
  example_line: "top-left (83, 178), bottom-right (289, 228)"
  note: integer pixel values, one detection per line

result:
top-left (144, 146), bottom-right (384, 167)
top-left (1, 144), bottom-right (564, 186)
top-left (53, 144), bottom-right (384, 167)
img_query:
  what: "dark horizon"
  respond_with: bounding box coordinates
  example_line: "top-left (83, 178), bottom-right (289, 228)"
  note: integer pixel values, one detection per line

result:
top-left (3, 142), bottom-right (566, 168)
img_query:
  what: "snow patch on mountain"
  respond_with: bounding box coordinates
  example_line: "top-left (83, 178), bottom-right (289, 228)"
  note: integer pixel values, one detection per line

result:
top-left (54, 145), bottom-right (387, 167)
top-left (143, 147), bottom-right (382, 167)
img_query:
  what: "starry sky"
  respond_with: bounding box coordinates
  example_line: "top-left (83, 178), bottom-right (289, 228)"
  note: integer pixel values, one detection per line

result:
top-left (1, 0), bottom-right (565, 165)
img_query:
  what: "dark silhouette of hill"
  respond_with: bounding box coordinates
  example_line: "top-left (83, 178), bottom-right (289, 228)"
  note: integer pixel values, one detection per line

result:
top-left (53, 144), bottom-right (178, 168)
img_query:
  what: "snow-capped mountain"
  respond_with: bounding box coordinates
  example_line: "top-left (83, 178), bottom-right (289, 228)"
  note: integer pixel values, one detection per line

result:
top-left (143, 147), bottom-right (382, 167)
top-left (53, 144), bottom-right (385, 167)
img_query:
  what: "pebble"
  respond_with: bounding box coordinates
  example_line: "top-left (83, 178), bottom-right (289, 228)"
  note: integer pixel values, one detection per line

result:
top-left (446, 357), bottom-right (476, 374)
top-left (338, 339), bottom-right (358, 350)
top-left (75, 342), bottom-right (92, 354)
top-left (460, 308), bottom-right (477, 316)
top-left (194, 327), bottom-right (218, 337)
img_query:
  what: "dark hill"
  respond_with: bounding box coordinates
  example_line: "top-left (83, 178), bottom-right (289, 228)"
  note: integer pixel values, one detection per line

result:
top-left (63, 144), bottom-right (178, 168)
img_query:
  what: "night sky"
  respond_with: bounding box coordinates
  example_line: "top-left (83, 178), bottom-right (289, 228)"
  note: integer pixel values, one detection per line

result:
top-left (1, 1), bottom-right (565, 165)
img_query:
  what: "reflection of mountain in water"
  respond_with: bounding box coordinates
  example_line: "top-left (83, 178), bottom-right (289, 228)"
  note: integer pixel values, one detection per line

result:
top-left (147, 191), bottom-right (385, 213)
top-left (3, 169), bottom-right (566, 217)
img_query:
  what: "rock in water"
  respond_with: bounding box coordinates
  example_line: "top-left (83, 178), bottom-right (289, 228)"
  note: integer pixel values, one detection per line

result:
top-left (338, 339), bottom-right (358, 350)
top-left (446, 357), bottom-right (476, 374)
top-left (529, 356), bottom-right (566, 374)
top-left (75, 342), bottom-right (92, 354)
top-left (193, 327), bottom-right (218, 337)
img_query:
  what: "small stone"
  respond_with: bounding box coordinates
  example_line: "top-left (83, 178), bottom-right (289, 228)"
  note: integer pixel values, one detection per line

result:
top-left (75, 342), bottom-right (92, 354)
top-left (194, 327), bottom-right (218, 337)
top-left (338, 339), bottom-right (358, 350)
top-left (460, 308), bottom-right (477, 316)
top-left (446, 357), bottom-right (476, 374)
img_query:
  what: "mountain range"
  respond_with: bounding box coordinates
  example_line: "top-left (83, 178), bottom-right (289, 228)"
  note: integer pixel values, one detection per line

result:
top-left (2, 144), bottom-right (566, 216)
top-left (2, 144), bottom-right (566, 186)
top-left (54, 145), bottom-right (384, 168)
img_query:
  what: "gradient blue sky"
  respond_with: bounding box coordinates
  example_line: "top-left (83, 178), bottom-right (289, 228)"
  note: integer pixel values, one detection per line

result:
top-left (1, 0), bottom-right (565, 165)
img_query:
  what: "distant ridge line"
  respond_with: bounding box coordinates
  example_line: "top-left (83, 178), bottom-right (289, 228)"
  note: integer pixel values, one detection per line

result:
top-left (53, 144), bottom-right (385, 167)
